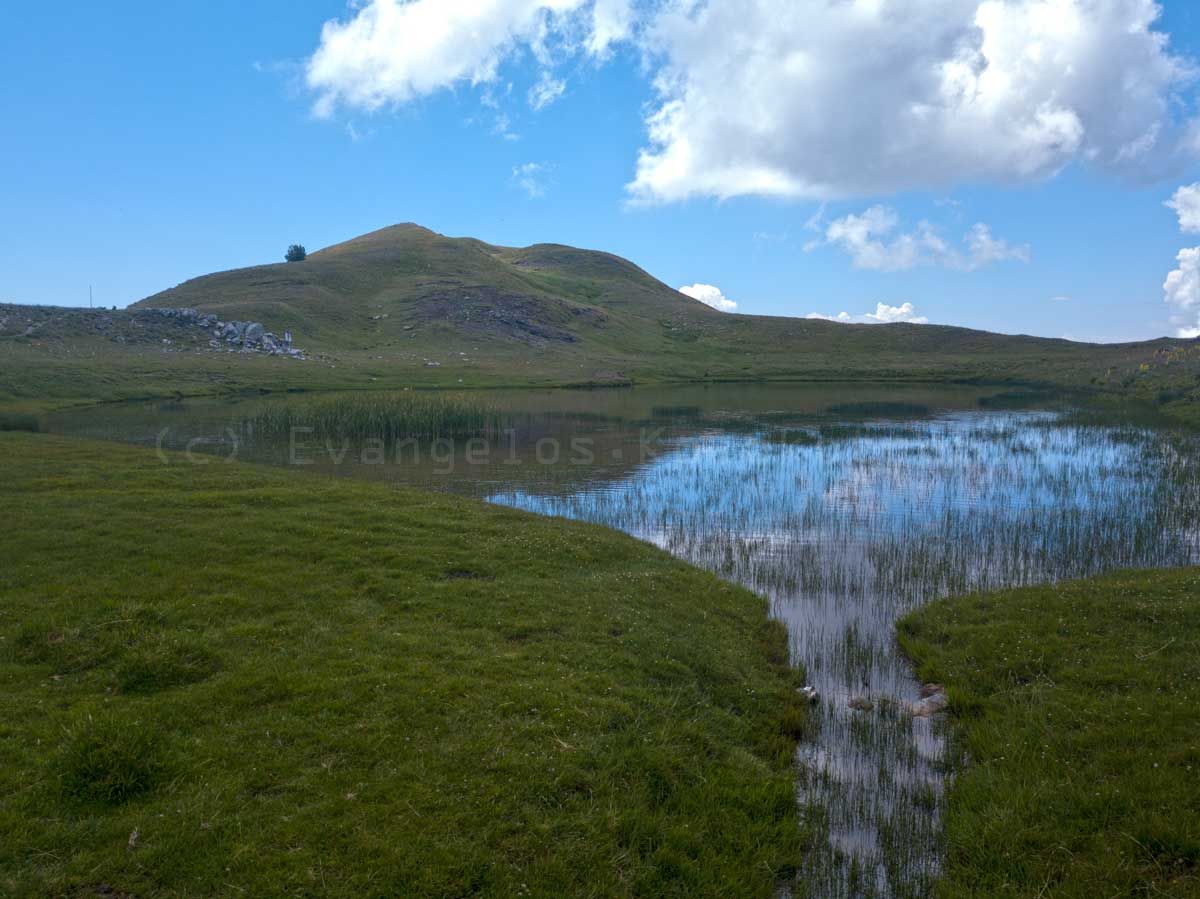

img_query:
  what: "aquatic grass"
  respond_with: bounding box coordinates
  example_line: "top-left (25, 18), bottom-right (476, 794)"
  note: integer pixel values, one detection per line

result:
top-left (825, 401), bottom-right (931, 418)
top-left (650, 405), bottom-right (703, 418)
top-left (493, 410), bottom-right (1200, 897)
top-left (244, 391), bottom-right (506, 444)
top-left (817, 423), bottom-right (924, 441)
top-left (765, 428), bottom-right (821, 446)
top-left (976, 389), bottom-right (1058, 409)
top-left (0, 411), bottom-right (38, 432)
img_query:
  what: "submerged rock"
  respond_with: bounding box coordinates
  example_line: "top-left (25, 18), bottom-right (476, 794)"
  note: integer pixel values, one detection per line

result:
top-left (848, 696), bottom-right (875, 712)
top-left (907, 691), bottom-right (948, 718)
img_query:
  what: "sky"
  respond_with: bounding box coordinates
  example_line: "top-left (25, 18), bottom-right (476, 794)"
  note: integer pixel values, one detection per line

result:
top-left (5, 0), bottom-right (1200, 342)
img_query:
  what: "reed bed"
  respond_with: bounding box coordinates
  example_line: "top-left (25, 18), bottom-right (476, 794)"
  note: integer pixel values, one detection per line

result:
top-left (491, 410), bottom-right (1200, 898)
top-left (244, 392), bottom-right (506, 443)
top-left (0, 412), bottom-right (39, 433)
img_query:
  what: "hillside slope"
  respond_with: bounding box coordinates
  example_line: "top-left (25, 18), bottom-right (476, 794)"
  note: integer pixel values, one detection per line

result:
top-left (137, 224), bottom-right (707, 359)
top-left (3, 224), bottom-right (1199, 411)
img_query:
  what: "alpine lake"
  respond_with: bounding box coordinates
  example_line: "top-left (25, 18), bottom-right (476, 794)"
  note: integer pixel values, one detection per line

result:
top-left (46, 383), bottom-right (1200, 898)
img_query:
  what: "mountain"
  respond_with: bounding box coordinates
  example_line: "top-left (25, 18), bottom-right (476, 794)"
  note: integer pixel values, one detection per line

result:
top-left (133, 223), bottom-right (1190, 387)
top-left (3, 224), bottom-right (1197, 414)
top-left (136, 224), bottom-right (711, 356)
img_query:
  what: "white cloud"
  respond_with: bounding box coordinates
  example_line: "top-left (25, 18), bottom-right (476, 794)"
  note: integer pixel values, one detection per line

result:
top-left (1166, 183), bottom-right (1200, 233)
top-left (806, 302), bottom-right (929, 325)
top-left (679, 283), bottom-right (737, 312)
top-left (588, 0), bottom-right (634, 56)
top-left (307, 0), bottom-right (620, 117)
top-left (813, 206), bottom-right (1028, 271)
top-left (821, 207), bottom-right (947, 271)
top-left (492, 112), bottom-right (521, 141)
top-left (806, 310), bottom-right (854, 323)
top-left (630, 0), bottom-right (1198, 203)
top-left (863, 302), bottom-right (929, 325)
top-left (1164, 246), bottom-right (1200, 337)
top-left (964, 223), bottom-right (1031, 268)
top-left (512, 162), bottom-right (553, 197)
top-left (529, 72), bottom-right (567, 110)
top-left (307, 1), bottom-right (1198, 205)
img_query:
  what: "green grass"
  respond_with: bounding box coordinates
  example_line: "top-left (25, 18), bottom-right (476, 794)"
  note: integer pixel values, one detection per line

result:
top-left (0, 433), bottom-right (807, 898)
top-left (246, 390), bottom-right (506, 443)
top-left (899, 569), bottom-right (1200, 898)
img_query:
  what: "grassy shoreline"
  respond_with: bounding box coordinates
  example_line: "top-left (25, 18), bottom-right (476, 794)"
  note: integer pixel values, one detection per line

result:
top-left (0, 433), bottom-right (807, 897)
top-left (2, 345), bottom-right (1193, 431)
top-left (899, 569), bottom-right (1200, 898)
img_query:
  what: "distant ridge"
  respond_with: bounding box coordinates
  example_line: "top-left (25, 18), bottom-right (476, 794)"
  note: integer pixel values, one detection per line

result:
top-left (3, 223), bottom-right (1193, 412)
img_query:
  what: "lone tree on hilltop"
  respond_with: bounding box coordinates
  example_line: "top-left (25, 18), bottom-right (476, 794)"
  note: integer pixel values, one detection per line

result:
top-left (285, 244), bottom-right (307, 263)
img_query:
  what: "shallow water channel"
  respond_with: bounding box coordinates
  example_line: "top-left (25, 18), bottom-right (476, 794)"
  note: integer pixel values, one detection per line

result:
top-left (47, 383), bottom-right (1200, 897)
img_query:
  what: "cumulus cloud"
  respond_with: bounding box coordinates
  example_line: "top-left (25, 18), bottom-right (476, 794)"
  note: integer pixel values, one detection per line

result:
top-left (813, 206), bottom-right (1028, 271)
top-left (806, 302), bottom-right (929, 325)
top-left (307, 0), bottom-right (622, 117)
top-left (1166, 183), bottom-right (1200, 233)
top-left (679, 283), bottom-right (737, 312)
top-left (630, 0), bottom-right (1198, 203)
top-left (1164, 246), bottom-right (1200, 337)
top-left (512, 161), bottom-right (554, 197)
top-left (306, 1), bottom-right (1198, 203)
top-left (820, 207), bottom-right (949, 271)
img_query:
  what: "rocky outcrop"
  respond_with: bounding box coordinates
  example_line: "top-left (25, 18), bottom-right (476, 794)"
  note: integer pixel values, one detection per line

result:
top-left (143, 308), bottom-right (305, 358)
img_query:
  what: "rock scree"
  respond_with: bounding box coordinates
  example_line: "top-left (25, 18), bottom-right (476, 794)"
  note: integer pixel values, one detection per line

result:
top-left (144, 307), bottom-right (305, 357)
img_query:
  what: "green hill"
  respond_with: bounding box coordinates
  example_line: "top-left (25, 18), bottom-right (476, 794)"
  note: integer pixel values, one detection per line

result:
top-left (136, 223), bottom-right (729, 367)
top-left (3, 224), bottom-right (1199, 416)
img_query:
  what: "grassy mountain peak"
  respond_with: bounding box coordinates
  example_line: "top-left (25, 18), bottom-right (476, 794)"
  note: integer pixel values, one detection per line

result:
top-left (135, 224), bottom-right (711, 354)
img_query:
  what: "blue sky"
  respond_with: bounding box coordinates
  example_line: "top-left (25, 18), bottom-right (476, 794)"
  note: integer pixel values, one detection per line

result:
top-left (4, 1), bottom-right (1200, 342)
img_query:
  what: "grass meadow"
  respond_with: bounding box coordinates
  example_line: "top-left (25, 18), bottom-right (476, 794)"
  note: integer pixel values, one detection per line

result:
top-left (900, 570), bottom-right (1200, 898)
top-left (0, 433), bottom-right (807, 898)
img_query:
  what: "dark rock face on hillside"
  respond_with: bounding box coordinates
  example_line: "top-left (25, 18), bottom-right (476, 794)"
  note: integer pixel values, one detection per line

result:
top-left (413, 284), bottom-right (606, 346)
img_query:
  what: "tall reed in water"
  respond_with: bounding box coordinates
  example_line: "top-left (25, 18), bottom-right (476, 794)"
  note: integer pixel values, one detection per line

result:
top-left (246, 392), bottom-right (505, 442)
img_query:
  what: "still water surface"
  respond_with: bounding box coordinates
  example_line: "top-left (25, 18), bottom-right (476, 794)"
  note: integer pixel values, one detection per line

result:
top-left (47, 384), bottom-right (1200, 897)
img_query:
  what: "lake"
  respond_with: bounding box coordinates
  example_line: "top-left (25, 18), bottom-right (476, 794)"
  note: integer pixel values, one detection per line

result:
top-left (46, 383), bottom-right (1200, 898)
